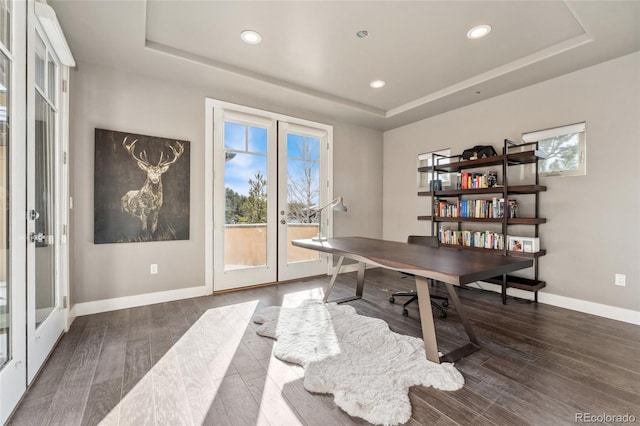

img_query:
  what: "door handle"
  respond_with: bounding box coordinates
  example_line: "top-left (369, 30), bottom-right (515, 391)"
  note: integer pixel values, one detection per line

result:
top-left (29, 232), bottom-right (50, 243)
top-left (29, 210), bottom-right (40, 220)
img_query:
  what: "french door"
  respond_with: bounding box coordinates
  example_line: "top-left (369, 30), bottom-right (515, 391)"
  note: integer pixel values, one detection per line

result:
top-left (209, 101), bottom-right (332, 291)
top-left (0, 0), bottom-right (27, 423)
top-left (26, 3), bottom-right (68, 383)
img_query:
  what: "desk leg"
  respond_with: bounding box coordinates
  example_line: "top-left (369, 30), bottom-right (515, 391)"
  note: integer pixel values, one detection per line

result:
top-left (438, 283), bottom-right (481, 363)
top-left (355, 261), bottom-right (366, 298)
top-left (415, 276), bottom-right (441, 364)
top-left (322, 256), bottom-right (344, 303)
top-left (323, 258), bottom-right (366, 304)
top-left (445, 284), bottom-right (479, 345)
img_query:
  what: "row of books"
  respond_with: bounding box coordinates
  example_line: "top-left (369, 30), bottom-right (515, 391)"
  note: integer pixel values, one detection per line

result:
top-left (457, 171), bottom-right (498, 189)
top-left (438, 228), bottom-right (505, 250)
top-left (436, 198), bottom-right (517, 219)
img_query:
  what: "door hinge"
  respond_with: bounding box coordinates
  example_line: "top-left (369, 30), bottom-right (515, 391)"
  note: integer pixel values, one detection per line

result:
top-left (62, 224), bottom-right (67, 236)
top-left (62, 296), bottom-right (68, 309)
top-left (62, 79), bottom-right (68, 93)
top-left (63, 151), bottom-right (67, 164)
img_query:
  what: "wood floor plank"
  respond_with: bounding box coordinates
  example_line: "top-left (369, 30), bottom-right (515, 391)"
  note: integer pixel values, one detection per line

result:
top-left (80, 378), bottom-right (122, 426)
top-left (216, 373), bottom-right (263, 426)
top-left (121, 338), bottom-right (152, 396)
top-left (151, 348), bottom-right (194, 426)
top-left (9, 268), bottom-right (640, 426)
top-left (42, 324), bottom-right (107, 426)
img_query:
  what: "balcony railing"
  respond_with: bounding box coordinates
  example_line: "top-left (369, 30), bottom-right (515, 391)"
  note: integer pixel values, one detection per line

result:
top-left (224, 223), bottom-right (319, 268)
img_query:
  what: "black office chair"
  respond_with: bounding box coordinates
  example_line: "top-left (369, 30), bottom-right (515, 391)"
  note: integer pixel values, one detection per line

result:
top-left (389, 235), bottom-right (449, 319)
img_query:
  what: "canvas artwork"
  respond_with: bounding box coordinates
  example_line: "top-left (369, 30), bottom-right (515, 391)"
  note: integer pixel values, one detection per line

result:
top-left (94, 128), bottom-right (190, 244)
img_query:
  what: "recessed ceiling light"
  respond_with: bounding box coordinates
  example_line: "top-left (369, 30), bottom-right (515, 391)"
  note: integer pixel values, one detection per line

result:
top-left (370, 80), bottom-right (386, 89)
top-left (241, 30), bottom-right (262, 44)
top-left (467, 24), bottom-right (492, 40)
top-left (356, 30), bottom-right (369, 39)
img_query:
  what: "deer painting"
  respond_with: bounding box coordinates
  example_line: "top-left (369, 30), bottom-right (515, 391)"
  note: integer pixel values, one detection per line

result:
top-left (120, 136), bottom-right (184, 234)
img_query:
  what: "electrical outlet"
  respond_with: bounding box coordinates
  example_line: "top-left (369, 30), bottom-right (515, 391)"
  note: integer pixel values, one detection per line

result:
top-left (150, 264), bottom-right (158, 275)
top-left (615, 273), bottom-right (626, 287)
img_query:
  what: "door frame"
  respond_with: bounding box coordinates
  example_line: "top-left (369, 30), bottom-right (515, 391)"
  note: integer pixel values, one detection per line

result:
top-left (204, 99), bottom-right (334, 293)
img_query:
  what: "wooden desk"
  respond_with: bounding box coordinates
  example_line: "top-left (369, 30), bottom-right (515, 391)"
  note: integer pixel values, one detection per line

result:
top-left (292, 237), bottom-right (533, 364)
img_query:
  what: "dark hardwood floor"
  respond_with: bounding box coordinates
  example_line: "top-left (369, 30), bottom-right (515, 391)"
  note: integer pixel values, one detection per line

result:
top-left (8, 268), bottom-right (640, 425)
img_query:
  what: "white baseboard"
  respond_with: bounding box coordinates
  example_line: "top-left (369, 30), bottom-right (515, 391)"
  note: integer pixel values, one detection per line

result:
top-left (73, 285), bottom-right (210, 317)
top-left (468, 281), bottom-right (640, 325)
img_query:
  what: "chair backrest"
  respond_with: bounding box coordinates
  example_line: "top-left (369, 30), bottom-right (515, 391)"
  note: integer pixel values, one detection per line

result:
top-left (407, 235), bottom-right (438, 247)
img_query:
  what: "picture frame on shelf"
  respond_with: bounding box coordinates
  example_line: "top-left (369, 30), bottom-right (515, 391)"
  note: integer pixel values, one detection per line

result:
top-left (508, 235), bottom-right (539, 253)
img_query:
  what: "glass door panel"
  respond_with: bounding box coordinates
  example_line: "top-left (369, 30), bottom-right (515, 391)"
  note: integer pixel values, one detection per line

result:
top-left (34, 92), bottom-right (55, 327)
top-left (284, 133), bottom-right (320, 264)
top-left (27, 27), bottom-right (64, 383)
top-left (223, 122), bottom-right (269, 271)
top-left (213, 112), bottom-right (277, 291)
top-left (277, 123), bottom-right (328, 281)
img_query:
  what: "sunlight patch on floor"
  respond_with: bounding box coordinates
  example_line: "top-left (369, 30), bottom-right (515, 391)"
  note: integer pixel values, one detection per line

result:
top-left (256, 287), bottom-right (337, 425)
top-left (99, 300), bottom-right (260, 425)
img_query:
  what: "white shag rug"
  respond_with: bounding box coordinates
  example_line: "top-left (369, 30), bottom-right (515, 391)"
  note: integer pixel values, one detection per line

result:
top-left (252, 299), bottom-right (464, 425)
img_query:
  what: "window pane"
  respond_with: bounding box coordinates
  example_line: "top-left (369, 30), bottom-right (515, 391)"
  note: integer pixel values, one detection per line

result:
top-left (0, 51), bottom-right (9, 368)
top-left (223, 122), bottom-right (245, 151)
top-left (538, 133), bottom-right (580, 174)
top-left (35, 91), bottom-right (56, 327)
top-left (286, 134), bottom-right (320, 264)
top-left (247, 126), bottom-right (267, 153)
top-left (0, 0), bottom-right (10, 50)
top-left (34, 33), bottom-right (45, 91)
top-left (223, 151), bottom-right (268, 270)
top-left (47, 52), bottom-right (56, 105)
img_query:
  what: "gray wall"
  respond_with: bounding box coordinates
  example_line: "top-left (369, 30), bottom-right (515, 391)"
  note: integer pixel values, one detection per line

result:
top-left (383, 52), bottom-right (640, 311)
top-left (69, 61), bottom-right (383, 304)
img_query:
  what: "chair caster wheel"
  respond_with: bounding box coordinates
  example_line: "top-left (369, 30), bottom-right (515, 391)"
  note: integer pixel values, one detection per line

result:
top-left (440, 311), bottom-right (447, 319)
top-left (402, 309), bottom-right (409, 317)
top-left (389, 296), bottom-right (395, 304)
top-left (442, 301), bottom-right (449, 308)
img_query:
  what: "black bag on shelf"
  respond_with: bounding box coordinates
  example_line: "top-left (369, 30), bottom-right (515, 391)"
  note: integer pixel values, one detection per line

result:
top-left (461, 145), bottom-right (497, 160)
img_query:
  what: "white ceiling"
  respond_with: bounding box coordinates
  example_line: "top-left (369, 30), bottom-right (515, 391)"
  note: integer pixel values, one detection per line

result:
top-left (49, 0), bottom-right (640, 131)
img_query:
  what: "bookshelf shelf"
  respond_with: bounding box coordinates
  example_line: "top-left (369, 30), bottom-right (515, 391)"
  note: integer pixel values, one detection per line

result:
top-left (418, 139), bottom-right (547, 304)
top-left (417, 216), bottom-right (546, 225)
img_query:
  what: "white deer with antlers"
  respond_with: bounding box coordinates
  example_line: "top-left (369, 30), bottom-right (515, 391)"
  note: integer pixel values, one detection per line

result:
top-left (120, 136), bottom-right (184, 234)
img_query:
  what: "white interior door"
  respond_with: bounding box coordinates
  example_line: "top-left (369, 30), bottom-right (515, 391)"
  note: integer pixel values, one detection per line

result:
top-left (0, 0), bottom-right (27, 422)
top-left (277, 122), bottom-right (330, 281)
top-left (26, 18), bottom-right (65, 383)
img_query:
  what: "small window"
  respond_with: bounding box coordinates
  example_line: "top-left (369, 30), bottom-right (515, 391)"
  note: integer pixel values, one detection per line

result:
top-left (418, 148), bottom-right (451, 189)
top-left (522, 122), bottom-right (586, 177)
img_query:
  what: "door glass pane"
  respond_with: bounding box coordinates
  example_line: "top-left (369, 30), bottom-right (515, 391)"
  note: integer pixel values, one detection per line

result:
top-left (223, 122), bottom-right (268, 271)
top-left (286, 133), bottom-right (320, 263)
top-left (0, 52), bottom-right (9, 368)
top-left (34, 92), bottom-right (55, 328)
top-left (47, 52), bottom-right (56, 105)
top-left (34, 33), bottom-right (45, 92)
top-left (0, 0), bottom-right (10, 50)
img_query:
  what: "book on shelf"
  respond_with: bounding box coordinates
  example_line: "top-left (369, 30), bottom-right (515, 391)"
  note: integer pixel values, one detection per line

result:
top-left (457, 171), bottom-right (499, 189)
top-left (435, 198), bottom-right (517, 220)
top-left (438, 228), bottom-right (505, 250)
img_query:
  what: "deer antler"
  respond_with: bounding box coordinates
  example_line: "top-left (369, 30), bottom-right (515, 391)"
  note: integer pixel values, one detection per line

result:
top-left (122, 136), bottom-right (150, 165)
top-left (157, 142), bottom-right (185, 167)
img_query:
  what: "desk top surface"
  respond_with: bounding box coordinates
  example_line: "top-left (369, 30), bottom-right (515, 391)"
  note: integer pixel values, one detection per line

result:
top-left (293, 237), bottom-right (533, 285)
